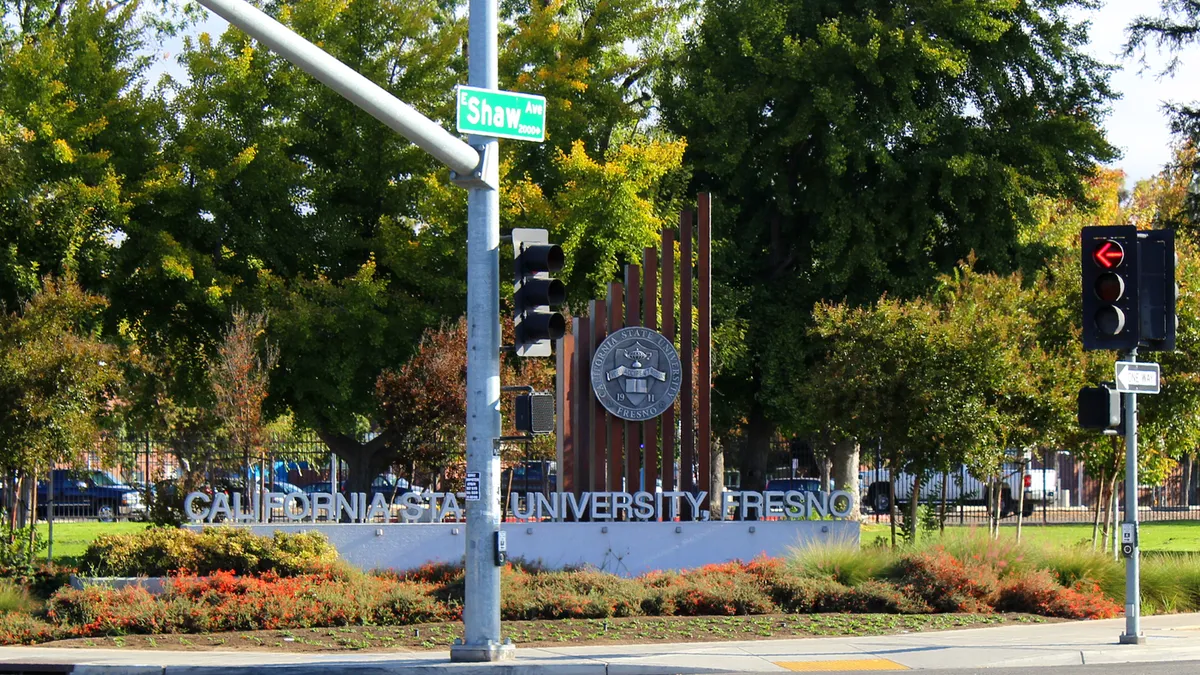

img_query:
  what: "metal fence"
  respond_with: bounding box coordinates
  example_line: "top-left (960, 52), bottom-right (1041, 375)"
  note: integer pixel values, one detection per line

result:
top-left (719, 439), bottom-right (1200, 525)
top-left (854, 445), bottom-right (1200, 525)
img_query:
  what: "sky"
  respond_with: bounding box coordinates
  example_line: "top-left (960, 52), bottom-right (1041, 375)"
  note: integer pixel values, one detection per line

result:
top-left (157, 2), bottom-right (1200, 186)
top-left (1072, 2), bottom-right (1200, 185)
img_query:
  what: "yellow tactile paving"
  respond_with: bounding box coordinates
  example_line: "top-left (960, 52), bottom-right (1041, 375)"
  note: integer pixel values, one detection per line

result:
top-left (774, 658), bottom-right (909, 671)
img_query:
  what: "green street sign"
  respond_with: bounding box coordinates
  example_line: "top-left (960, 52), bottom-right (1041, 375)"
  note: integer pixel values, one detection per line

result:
top-left (456, 85), bottom-right (546, 142)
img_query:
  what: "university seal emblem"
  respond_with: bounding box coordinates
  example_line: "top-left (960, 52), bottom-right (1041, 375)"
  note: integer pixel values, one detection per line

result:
top-left (590, 327), bottom-right (682, 421)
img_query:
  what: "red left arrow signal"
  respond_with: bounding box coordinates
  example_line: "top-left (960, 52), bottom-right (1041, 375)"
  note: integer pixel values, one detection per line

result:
top-left (1094, 240), bottom-right (1124, 269)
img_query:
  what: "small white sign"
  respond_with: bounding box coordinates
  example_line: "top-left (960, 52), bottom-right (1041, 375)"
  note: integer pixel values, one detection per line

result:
top-left (1122, 522), bottom-right (1136, 545)
top-left (1115, 361), bottom-right (1160, 394)
top-left (465, 472), bottom-right (481, 502)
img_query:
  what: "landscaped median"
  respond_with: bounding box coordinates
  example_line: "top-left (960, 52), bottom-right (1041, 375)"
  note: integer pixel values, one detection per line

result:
top-left (0, 526), bottom-right (1197, 649)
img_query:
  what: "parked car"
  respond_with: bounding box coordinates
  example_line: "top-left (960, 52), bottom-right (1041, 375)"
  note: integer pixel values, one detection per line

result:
top-left (37, 470), bottom-right (146, 522)
top-left (860, 460), bottom-right (1057, 518)
top-left (764, 477), bottom-right (825, 516)
top-left (765, 477), bottom-right (824, 493)
top-left (502, 461), bottom-right (556, 495)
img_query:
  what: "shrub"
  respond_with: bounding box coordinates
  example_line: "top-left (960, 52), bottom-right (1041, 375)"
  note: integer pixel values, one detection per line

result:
top-left (502, 566), bottom-right (649, 620)
top-left (995, 569), bottom-right (1121, 620)
top-left (0, 613), bottom-right (58, 645)
top-left (893, 548), bottom-right (997, 613)
top-left (79, 527), bottom-right (339, 577)
top-left (645, 562), bottom-right (777, 616)
top-left (768, 575), bottom-right (854, 613)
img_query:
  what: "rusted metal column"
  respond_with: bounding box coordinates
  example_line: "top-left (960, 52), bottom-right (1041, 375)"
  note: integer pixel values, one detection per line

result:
top-left (589, 300), bottom-right (607, 493)
top-left (574, 316), bottom-right (591, 499)
top-left (642, 247), bottom-right (659, 494)
top-left (624, 265), bottom-right (642, 491)
top-left (606, 282), bottom-right (625, 492)
top-left (698, 193), bottom-right (712, 510)
top-left (662, 228), bottom-right (677, 497)
top-left (680, 212), bottom-right (695, 505)
top-left (556, 327), bottom-right (575, 499)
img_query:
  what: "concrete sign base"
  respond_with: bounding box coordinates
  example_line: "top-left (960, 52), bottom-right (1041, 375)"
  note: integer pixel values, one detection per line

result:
top-left (218, 520), bottom-right (860, 576)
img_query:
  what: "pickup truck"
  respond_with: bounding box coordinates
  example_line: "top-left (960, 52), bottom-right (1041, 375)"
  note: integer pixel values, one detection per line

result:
top-left (860, 463), bottom-right (1056, 518)
top-left (39, 470), bottom-right (146, 522)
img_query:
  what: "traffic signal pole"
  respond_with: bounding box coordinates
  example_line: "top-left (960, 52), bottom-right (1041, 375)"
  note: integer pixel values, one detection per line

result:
top-left (453, 0), bottom-right (512, 662)
top-left (1121, 349), bottom-right (1144, 645)
top-left (194, 0), bottom-right (511, 661)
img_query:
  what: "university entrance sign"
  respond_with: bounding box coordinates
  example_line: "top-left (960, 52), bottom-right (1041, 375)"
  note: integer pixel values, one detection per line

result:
top-left (590, 327), bottom-right (682, 421)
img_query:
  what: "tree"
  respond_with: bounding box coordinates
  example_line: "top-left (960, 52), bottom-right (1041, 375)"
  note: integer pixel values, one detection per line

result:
top-left (0, 0), bottom-right (168, 308)
top-left (1127, 2), bottom-right (1200, 229)
top-left (660, 0), bottom-right (1118, 490)
top-left (0, 277), bottom-right (121, 530)
top-left (375, 316), bottom-right (556, 492)
top-left (209, 307), bottom-right (278, 500)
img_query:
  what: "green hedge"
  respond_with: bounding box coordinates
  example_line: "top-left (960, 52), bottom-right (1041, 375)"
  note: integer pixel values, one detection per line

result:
top-left (79, 527), bottom-right (339, 577)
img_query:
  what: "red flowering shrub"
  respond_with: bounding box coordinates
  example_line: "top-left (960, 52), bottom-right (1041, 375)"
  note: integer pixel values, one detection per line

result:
top-left (645, 562), bottom-right (777, 616)
top-left (894, 548), bottom-right (998, 613)
top-left (0, 613), bottom-right (60, 644)
top-left (996, 570), bottom-right (1122, 620)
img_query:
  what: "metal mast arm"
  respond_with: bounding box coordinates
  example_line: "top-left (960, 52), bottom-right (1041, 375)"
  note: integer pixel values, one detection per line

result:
top-left (194, 0), bottom-right (482, 177)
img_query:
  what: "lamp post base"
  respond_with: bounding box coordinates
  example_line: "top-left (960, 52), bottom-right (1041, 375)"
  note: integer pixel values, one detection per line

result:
top-left (1119, 633), bottom-right (1147, 645)
top-left (450, 639), bottom-right (516, 662)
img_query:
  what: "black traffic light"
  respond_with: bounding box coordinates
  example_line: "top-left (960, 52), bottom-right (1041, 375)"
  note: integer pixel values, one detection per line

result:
top-left (515, 392), bottom-right (555, 435)
top-left (1081, 226), bottom-right (1139, 351)
top-left (512, 228), bottom-right (566, 357)
top-left (1138, 229), bottom-right (1177, 352)
top-left (1078, 383), bottom-right (1123, 435)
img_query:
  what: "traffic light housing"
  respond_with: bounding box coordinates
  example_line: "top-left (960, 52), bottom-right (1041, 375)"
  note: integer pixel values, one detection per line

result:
top-left (1081, 226), bottom-right (1139, 351)
top-left (512, 228), bottom-right (566, 357)
top-left (1077, 383), bottom-right (1123, 434)
top-left (1138, 229), bottom-right (1177, 352)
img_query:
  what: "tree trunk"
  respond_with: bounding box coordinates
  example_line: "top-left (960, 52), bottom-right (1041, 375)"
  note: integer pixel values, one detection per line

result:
top-left (939, 470), bottom-right (949, 534)
top-left (831, 437), bottom-right (860, 521)
top-left (888, 470), bottom-right (898, 549)
top-left (1092, 478), bottom-right (1106, 551)
top-left (1109, 473), bottom-right (1120, 561)
top-left (741, 406), bottom-right (772, 493)
top-left (908, 473), bottom-right (922, 544)
top-left (318, 429), bottom-right (396, 521)
top-left (819, 453), bottom-right (832, 492)
top-left (710, 438), bottom-right (725, 519)
top-left (16, 472), bottom-right (32, 530)
top-left (1015, 457), bottom-right (1027, 544)
top-left (990, 478), bottom-right (1002, 539)
top-left (1183, 452), bottom-right (1195, 507)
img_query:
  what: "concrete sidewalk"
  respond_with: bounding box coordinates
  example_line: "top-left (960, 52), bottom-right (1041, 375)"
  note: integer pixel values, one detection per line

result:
top-left (0, 613), bottom-right (1197, 674)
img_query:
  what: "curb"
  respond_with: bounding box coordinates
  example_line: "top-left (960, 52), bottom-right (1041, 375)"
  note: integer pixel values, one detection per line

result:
top-left (1, 663), bottom-right (744, 675)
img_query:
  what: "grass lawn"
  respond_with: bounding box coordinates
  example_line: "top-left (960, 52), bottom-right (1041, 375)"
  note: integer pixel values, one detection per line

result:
top-left (860, 521), bottom-right (1200, 552)
top-left (38, 520), bottom-right (150, 561)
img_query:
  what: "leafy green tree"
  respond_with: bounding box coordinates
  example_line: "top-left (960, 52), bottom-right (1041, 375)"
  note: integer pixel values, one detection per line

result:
top-left (0, 277), bottom-right (121, 528)
top-left (0, 0), bottom-right (167, 308)
top-left (660, 0), bottom-right (1118, 490)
